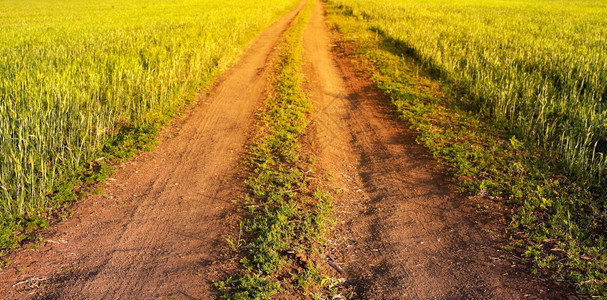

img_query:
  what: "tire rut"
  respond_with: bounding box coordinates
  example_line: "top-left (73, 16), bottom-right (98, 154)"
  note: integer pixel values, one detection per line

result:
top-left (302, 0), bottom-right (571, 298)
top-left (0, 1), bottom-right (306, 299)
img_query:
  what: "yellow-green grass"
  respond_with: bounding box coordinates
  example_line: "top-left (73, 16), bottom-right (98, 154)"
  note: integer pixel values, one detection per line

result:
top-left (330, 0), bottom-right (607, 184)
top-left (0, 0), bottom-right (298, 248)
top-left (328, 1), bottom-right (607, 295)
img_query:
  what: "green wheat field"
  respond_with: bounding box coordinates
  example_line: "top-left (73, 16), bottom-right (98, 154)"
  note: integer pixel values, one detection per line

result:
top-left (1, 0), bottom-right (605, 296)
top-left (0, 0), bottom-right (299, 244)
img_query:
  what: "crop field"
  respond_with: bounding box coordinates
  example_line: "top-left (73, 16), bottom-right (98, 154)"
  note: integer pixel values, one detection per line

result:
top-left (331, 0), bottom-right (607, 183)
top-left (0, 0), bottom-right (298, 245)
top-left (328, 0), bottom-right (607, 295)
top-left (1, 0), bottom-right (606, 297)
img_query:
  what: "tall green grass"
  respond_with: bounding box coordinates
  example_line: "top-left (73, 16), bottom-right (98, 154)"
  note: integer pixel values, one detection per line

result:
top-left (328, 0), bottom-right (607, 295)
top-left (0, 0), bottom-right (298, 245)
top-left (330, 0), bottom-right (607, 183)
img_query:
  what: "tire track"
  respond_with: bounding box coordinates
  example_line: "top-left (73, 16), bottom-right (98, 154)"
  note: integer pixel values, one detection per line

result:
top-left (0, 1), bottom-right (306, 299)
top-left (302, 0), bottom-right (570, 298)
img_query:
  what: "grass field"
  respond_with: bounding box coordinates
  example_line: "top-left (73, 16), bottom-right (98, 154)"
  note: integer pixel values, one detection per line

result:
top-left (330, 0), bottom-right (607, 184)
top-left (2, 0), bottom-right (606, 296)
top-left (0, 0), bottom-right (298, 248)
top-left (328, 0), bottom-right (607, 295)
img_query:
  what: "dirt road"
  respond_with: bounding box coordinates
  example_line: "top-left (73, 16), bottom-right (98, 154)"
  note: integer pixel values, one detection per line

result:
top-left (0, 1), bottom-right (306, 298)
top-left (0, 0), bottom-right (572, 299)
top-left (302, 0), bottom-right (570, 298)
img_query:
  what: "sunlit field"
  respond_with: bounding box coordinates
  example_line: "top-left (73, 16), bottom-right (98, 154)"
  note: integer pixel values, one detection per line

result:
top-left (332, 0), bottom-right (607, 183)
top-left (328, 0), bottom-right (607, 294)
top-left (0, 0), bottom-right (297, 244)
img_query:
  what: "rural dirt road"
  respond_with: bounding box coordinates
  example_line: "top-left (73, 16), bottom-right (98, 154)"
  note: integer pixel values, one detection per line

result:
top-left (302, 0), bottom-right (570, 298)
top-left (0, 0), bottom-right (572, 299)
top-left (0, 1), bottom-right (306, 298)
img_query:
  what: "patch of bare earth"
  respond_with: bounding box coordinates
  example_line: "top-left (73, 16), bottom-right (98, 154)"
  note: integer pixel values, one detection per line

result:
top-left (302, 0), bottom-right (574, 298)
top-left (0, 1), bottom-right (306, 299)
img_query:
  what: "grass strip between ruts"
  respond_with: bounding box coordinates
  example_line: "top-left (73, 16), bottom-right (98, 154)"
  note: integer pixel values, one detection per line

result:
top-left (215, 2), bottom-right (340, 299)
